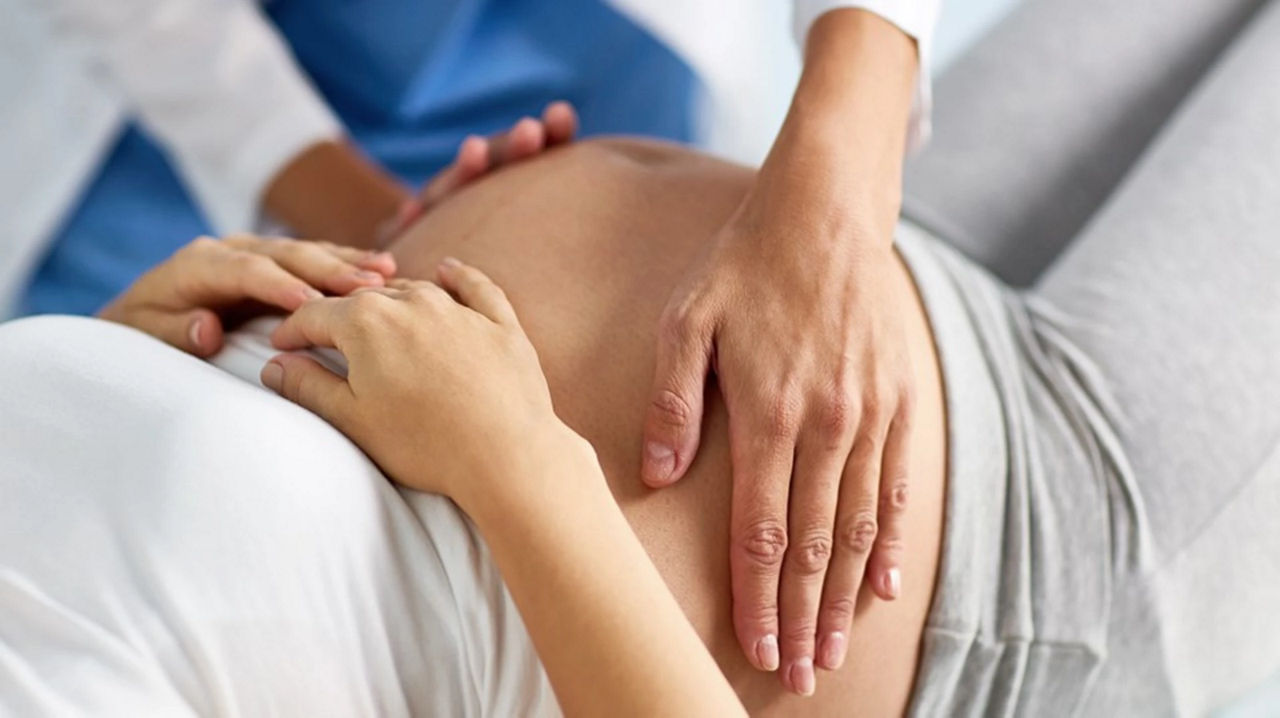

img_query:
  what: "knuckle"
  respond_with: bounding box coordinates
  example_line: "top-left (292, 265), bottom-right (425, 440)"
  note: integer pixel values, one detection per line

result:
top-left (347, 293), bottom-right (392, 327)
top-left (736, 519), bottom-right (789, 568)
top-left (881, 478), bottom-right (910, 514)
top-left (821, 596), bottom-right (856, 627)
top-left (281, 366), bottom-right (305, 402)
top-left (407, 286), bottom-right (434, 302)
top-left (765, 393), bottom-right (802, 440)
top-left (279, 239), bottom-right (315, 260)
top-left (739, 601), bottom-right (779, 628)
top-left (407, 286), bottom-right (445, 306)
top-left (789, 531), bottom-right (834, 576)
top-left (189, 235), bottom-right (219, 253)
top-left (837, 513), bottom-right (879, 554)
top-left (660, 300), bottom-right (706, 343)
top-left (850, 431), bottom-right (881, 462)
top-left (232, 251), bottom-right (273, 273)
top-left (862, 388), bottom-right (890, 426)
top-left (875, 533), bottom-right (906, 554)
top-left (650, 388), bottom-right (693, 430)
top-left (815, 393), bottom-right (854, 443)
top-left (781, 618), bottom-right (818, 646)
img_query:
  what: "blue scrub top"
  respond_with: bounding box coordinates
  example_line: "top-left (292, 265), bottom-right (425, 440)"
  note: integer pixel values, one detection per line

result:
top-left (21, 0), bottom-right (697, 316)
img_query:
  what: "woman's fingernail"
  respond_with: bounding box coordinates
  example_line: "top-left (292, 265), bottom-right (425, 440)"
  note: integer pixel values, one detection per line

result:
top-left (303, 287), bottom-right (324, 300)
top-left (643, 442), bottom-right (675, 483)
top-left (261, 361), bottom-right (284, 391)
top-left (354, 270), bottom-right (383, 282)
top-left (884, 567), bottom-right (902, 599)
top-left (188, 319), bottom-right (204, 350)
top-left (788, 657), bottom-right (815, 696)
top-left (755, 634), bottom-right (780, 672)
top-left (818, 631), bottom-right (846, 670)
top-left (441, 256), bottom-right (462, 268)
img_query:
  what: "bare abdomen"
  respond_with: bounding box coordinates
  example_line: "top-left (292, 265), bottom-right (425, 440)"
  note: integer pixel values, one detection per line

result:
top-left (388, 139), bottom-right (947, 715)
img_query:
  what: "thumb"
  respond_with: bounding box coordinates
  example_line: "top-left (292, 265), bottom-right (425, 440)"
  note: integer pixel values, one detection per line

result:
top-left (261, 354), bottom-right (354, 429)
top-left (642, 307), bottom-right (713, 488)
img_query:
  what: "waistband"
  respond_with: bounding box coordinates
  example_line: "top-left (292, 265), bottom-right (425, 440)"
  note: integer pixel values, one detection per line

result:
top-left (895, 224), bottom-right (1108, 717)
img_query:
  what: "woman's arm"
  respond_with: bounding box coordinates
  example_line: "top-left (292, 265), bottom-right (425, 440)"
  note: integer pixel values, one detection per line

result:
top-left (261, 262), bottom-right (745, 716)
top-left (466, 430), bottom-right (744, 717)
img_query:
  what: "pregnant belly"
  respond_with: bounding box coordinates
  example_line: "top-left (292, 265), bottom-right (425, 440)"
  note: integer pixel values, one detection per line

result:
top-left (387, 139), bottom-right (947, 715)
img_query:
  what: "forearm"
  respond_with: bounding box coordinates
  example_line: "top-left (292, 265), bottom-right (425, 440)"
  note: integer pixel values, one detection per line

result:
top-left (462, 430), bottom-right (744, 717)
top-left (762, 8), bottom-right (919, 244)
top-left (263, 140), bottom-right (408, 249)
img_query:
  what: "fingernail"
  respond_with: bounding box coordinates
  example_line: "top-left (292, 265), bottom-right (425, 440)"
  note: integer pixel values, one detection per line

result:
top-left (354, 270), bottom-right (383, 282)
top-left (755, 634), bottom-right (779, 672)
top-left (884, 567), bottom-right (901, 599)
top-left (441, 256), bottom-right (462, 268)
top-left (818, 631), bottom-right (846, 670)
top-left (187, 319), bottom-right (204, 350)
top-left (302, 287), bottom-right (324, 300)
top-left (643, 441), bottom-right (675, 483)
top-left (788, 656), bottom-right (815, 696)
top-left (261, 361), bottom-right (284, 391)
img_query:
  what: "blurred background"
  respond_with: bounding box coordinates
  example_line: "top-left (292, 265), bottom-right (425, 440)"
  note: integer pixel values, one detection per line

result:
top-left (0, 0), bottom-right (1017, 322)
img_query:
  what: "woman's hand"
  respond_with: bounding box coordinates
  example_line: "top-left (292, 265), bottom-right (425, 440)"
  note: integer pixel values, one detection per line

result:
top-left (639, 8), bottom-right (920, 695)
top-left (98, 235), bottom-right (396, 356)
top-left (262, 261), bottom-right (745, 717)
top-left (260, 259), bottom-right (584, 510)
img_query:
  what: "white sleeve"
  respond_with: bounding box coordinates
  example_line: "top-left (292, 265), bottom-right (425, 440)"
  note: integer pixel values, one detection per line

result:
top-left (20, 0), bottom-right (343, 234)
top-left (792, 0), bottom-right (941, 150)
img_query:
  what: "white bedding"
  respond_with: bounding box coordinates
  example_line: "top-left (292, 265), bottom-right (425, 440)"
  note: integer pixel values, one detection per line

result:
top-left (0, 315), bottom-right (556, 717)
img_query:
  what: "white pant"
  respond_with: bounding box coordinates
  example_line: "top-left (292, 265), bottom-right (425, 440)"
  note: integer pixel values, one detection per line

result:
top-left (0, 316), bottom-right (556, 717)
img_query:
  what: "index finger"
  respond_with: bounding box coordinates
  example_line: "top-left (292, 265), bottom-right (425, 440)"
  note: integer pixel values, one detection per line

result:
top-left (166, 238), bottom-right (321, 311)
top-left (270, 295), bottom-right (361, 352)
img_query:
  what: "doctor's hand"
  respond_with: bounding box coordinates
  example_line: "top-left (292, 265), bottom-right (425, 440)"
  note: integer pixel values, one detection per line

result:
top-left (419, 101), bottom-right (578, 211)
top-left (641, 6), bottom-right (920, 696)
top-left (378, 102), bottom-right (579, 244)
top-left (99, 235), bottom-right (396, 357)
top-left (643, 170), bottom-right (915, 696)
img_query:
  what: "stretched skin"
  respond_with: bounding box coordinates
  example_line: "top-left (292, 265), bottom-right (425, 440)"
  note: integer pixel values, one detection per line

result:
top-left (387, 139), bottom-right (948, 716)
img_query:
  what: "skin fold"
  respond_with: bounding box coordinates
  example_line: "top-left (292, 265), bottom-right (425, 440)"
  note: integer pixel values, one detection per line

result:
top-left (381, 138), bottom-right (948, 715)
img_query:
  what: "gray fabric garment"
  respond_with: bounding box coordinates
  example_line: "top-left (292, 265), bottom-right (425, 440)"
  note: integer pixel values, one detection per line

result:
top-left (903, 0), bottom-right (1268, 286)
top-left (898, 1), bottom-right (1280, 714)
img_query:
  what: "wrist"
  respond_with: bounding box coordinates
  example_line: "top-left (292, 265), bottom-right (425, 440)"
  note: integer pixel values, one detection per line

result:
top-left (743, 147), bottom-right (901, 253)
top-left (461, 423), bottom-right (607, 527)
top-left (762, 8), bottom-right (916, 235)
top-left (264, 140), bottom-right (408, 248)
